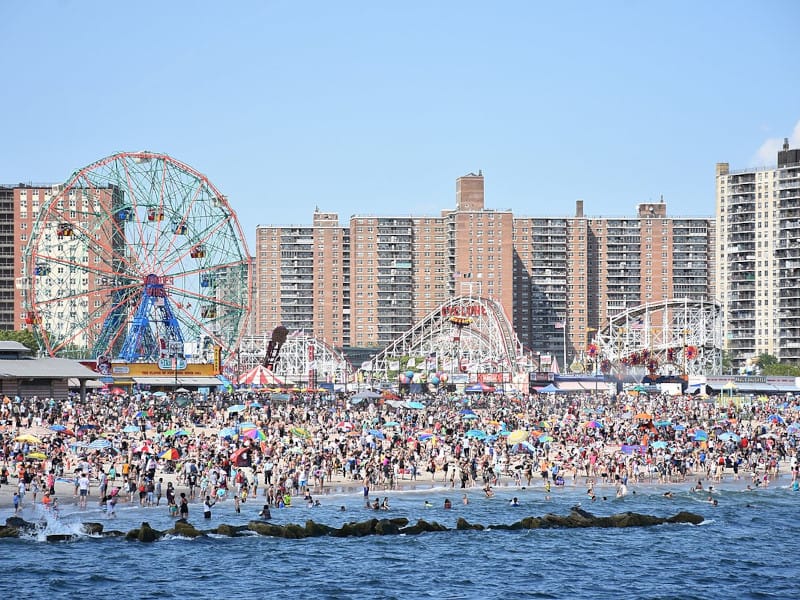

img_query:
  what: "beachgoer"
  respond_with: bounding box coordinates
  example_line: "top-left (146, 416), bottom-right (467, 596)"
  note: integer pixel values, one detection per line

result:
top-left (203, 495), bottom-right (216, 519)
top-left (179, 493), bottom-right (189, 519)
top-left (443, 498), bottom-right (452, 509)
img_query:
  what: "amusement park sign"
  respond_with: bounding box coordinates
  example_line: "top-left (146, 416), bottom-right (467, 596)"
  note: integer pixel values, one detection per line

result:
top-left (441, 305), bottom-right (488, 317)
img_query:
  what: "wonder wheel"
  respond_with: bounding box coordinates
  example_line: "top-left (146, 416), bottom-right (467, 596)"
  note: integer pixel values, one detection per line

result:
top-left (23, 151), bottom-right (251, 363)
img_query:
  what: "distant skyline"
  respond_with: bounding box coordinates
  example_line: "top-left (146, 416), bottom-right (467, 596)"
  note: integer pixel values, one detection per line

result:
top-left (1, 1), bottom-right (798, 250)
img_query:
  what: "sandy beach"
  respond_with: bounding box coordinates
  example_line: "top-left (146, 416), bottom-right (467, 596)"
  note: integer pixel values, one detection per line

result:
top-left (1, 389), bottom-right (797, 522)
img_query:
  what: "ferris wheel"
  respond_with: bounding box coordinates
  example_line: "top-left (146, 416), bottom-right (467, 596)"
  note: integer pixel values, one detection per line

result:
top-left (23, 151), bottom-right (252, 363)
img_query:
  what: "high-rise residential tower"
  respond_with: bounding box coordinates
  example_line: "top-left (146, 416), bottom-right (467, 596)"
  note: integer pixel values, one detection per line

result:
top-left (716, 138), bottom-right (800, 367)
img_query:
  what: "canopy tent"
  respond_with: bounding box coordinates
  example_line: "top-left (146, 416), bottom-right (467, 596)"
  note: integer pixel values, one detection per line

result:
top-left (537, 383), bottom-right (560, 393)
top-left (237, 365), bottom-right (292, 387)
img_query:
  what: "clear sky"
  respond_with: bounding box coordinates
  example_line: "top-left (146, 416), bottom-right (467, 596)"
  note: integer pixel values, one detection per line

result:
top-left (1, 1), bottom-right (798, 252)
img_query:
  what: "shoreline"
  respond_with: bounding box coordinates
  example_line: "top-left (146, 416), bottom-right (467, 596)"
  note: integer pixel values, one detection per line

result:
top-left (3, 461), bottom-right (786, 521)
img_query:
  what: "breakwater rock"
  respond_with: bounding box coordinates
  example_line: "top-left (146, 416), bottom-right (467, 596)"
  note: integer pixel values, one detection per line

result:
top-left (113, 510), bottom-right (703, 543)
top-left (0, 510), bottom-right (704, 542)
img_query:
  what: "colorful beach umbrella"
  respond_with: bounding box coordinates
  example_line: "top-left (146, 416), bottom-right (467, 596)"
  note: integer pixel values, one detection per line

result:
top-left (242, 428), bottom-right (267, 441)
top-left (159, 448), bottom-right (181, 460)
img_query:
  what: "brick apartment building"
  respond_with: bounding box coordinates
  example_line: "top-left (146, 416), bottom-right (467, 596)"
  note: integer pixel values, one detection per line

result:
top-left (254, 173), bottom-right (716, 366)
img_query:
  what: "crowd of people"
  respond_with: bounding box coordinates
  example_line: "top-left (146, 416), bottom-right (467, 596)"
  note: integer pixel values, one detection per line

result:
top-left (1, 385), bottom-right (799, 518)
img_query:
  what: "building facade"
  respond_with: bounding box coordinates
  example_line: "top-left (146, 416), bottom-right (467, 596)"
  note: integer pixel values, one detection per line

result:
top-left (716, 138), bottom-right (800, 367)
top-left (514, 200), bottom-right (715, 363)
top-left (254, 173), bottom-right (715, 368)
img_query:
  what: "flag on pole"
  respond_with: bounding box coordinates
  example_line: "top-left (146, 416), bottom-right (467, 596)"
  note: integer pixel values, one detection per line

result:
top-left (554, 321), bottom-right (565, 329)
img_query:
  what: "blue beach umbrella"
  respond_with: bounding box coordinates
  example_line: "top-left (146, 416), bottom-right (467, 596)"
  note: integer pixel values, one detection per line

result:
top-left (465, 429), bottom-right (486, 438)
top-left (123, 425), bottom-right (140, 433)
top-left (693, 430), bottom-right (708, 442)
top-left (651, 441), bottom-right (669, 450)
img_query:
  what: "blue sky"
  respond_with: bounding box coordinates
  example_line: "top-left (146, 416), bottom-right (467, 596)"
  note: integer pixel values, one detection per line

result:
top-left (1, 1), bottom-right (798, 251)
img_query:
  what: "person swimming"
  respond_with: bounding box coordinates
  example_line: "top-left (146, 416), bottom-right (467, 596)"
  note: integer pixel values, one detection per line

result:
top-left (259, 504), bottom-right (272, 519)
top-left (509, 497), bottom-right (519, 506)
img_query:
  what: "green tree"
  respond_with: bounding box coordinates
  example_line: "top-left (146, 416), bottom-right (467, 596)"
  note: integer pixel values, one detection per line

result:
top-left (0, 329), bottom-right (40, 354)
top-left (762, 363), bottom-right (800, 377)
top-left (756, 353), bottom-right (779, 369)
top-left (721, 350), bottom-right (734, 374)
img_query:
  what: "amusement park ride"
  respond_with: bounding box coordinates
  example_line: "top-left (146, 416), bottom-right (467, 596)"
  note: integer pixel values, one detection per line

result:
top-left (17, 152), bottom-right (725, 392)
top-left (20, 151), bottom-right (252, 388)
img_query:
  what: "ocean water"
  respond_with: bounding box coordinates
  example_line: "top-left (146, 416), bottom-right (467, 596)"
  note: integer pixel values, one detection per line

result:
top-left (1, 480), bottom-right (797, 599)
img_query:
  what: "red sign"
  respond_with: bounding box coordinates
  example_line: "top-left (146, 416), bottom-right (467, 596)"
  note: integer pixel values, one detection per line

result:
top-left (441, 305), bottom-right (487, 318)
top-left (478, 372), bottom-right (511, 384)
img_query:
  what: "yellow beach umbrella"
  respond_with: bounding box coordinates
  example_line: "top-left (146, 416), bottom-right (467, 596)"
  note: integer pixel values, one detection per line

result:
top-left (15, 434), bottom-right (41, 444)
top-left (507, 429), bottom-right (530, 445)
top-left (26, 452), bottom-right (47, 460)
top-left (290, 427), bottom-right (311, 439)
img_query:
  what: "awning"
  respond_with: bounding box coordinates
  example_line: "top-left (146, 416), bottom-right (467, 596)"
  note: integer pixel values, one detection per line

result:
top-left (556, 381), bottom-right (615, 392)
top-left (706, 382), bottom-right (775, 393)
top-left (68, 378), bottom-right (104, 388)
top-left (768, 384), bottom-right (800, 393)
top-left (132, 376), bottom-right (223, 387)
